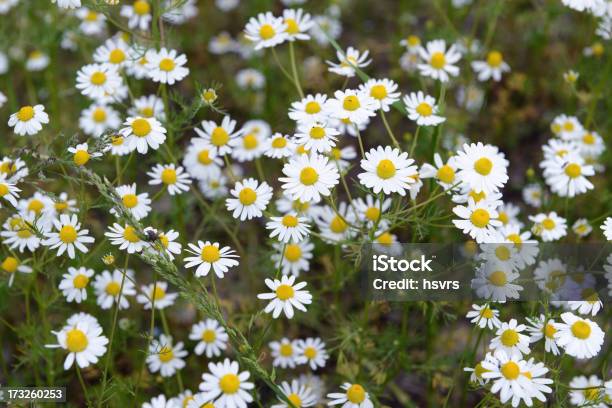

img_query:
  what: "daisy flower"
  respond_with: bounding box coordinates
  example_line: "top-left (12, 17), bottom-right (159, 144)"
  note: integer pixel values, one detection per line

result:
top-left (199, 359), bottom-right (254, 407)
top-left (568, 375), bottom-right (607, 407)
top-left (471, 50), bottom-right (510, 81)
top-left (464, 353), bottom-right (497, 385)
top-left (235, 68), bottom-right (265, 90)
top-left (42, 214), bottom-right (94, 259)
top-left (543, 153), bottom-right (594, 197)
top-left (46, 315), bottom-right (108, 370)
top-left (471, 262), bottom-right (523, 301)
top-left (526, 315), bottom-right (560, 355)
top-left (163, 0), bottom-right (198, 24)
top-left (194, 116), bottom-right (242, 156)
top-left (257, 275), bottom-right (312, 319)
top-left (272, 379), bottom-right (317, 408)
top-left (572, 218), bottom-right (592, 237)
top-left (184, 241), bottom-right (240, 278)
top-left (1, 214), bottom-right (45, 253)
top-left (280, 153), bottom-right (340, 203)
top-left (490, 319), bottom-right (531, 356)
top-left (328, 145), bottom-right (357, 172)
top-left (183, 143), bottom-right (222, 183)
top-left (327, 383), bottom-right (373, 408)
top-left (352, 195), bottom-right (391, 228)
top-left (327, 89), bottom-right (377, 126)
top-left (226, 178), bottom-right (273, 221)
top-left (265, 133), bottom-right (296, 159)
top-left (145, 48), bottom-right (190, 85)
top-left (359, 78), bottom-right (400, 112)
top-left (529, 212), bottom-right (567, 242)
top-left (148, 163), bottom-right (192, 195)
top-left (79, 104), bottom-right (121, 137)
top-left (147, 334), bottom-right (187, 377)
top-left (314, 203), bottom-right (356, 244)
top-left (129, 94), bottom-right (166, 121)
top-left (282, 8), bottom-right (313, 41)
top-left (110, 183), bottom-right (151, 220)
top-left (417, 39), bottom-right (462, 82)
top-left (0, 156), bottom-right (29, 183)
top-left (199, 176), bottom-right (229, 200)
top-left (185, 393), bottom-right (214, 408)
top-left (0, 177), bottom-right (20, 207)
top-left (403, 91), bottom-right (445, 126)
top-left (522, 183), bottom-right (544, 208)
top-left (76, 63), bottom-right (122, 101)
top-left (272, 240), bottom-right (313, 277)
top-left (105, 223), bottom-right (148, 254)
top-left (294, 121), bottom-right (340, 153)
top-left (137, 281), bottom-right (178, 310)
top-left (25, 50), bottom-right (50, 71)
top-left (59, 266), bottom-right (94, 303)
top-left (358, 146), bottom-right (418, 196)
top-left (551, 114), bottom-right (583, 140)
top-left (327, 46), bottom-right (371, 77)
top-left (230, 120), bottom-right (271, 162)
top-left (144, 227), bottom-right (182, 260)
top-left (1, 256), bottom-right (32, 287)
top-left (270, 338), bottom-right (301, 368)
top-left (67, 143), bottom-right (102, 167)
top-left (189, 319), bottom-right (229, 358)
top-left (400, 34), bottom-right (421, 52)
top-left (93, 269), bottom-right (136, 310)
top-left (466, 303), bottom-right (502, 330)
top-left (121, 0), bottom-right (152, 30)
top-left (455, 142), bottom-right (509, 194)
top-left (576, 130), bottom-right (605, 156)
top-left (75, 8), bottom-right (107, 35)
top-left (93, 37), bottom-right (130, 68)
top-left (601, 217), bottom-right (612, 240)
top-left (107, 135), bottom-right (132, 156)
top-left (244, 12), bottom-right (288, 50)
top-left (420, 153), bottom-right (459, 190)
top-left (266, 213), bottom-right (311, 243)
top-left (296, 337), bottom-right (329, 370)
top-left (119, 116), bottom-right (167, 154)
top-left (8, 105), bottom-right (50, 136)
top-left (142, 394), bottom-right (174, 408)
top-left (289, 94), bottom-right (331, 124)
top-left (553, 312), bottom-right (605, 359)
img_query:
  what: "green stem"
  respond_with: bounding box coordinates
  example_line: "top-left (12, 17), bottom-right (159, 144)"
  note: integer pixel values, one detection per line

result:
top-left (288, 42), bottom-right (304, 98)
top-left (380, 109), bottom-right (399, 148)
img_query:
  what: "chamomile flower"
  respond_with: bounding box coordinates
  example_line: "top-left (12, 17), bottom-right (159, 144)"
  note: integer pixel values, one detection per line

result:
top-left (280, 153), bottom-right (340, 203)
top-left (189, 319), bottom-right (228, 358)
top-left (601, 217), bottom-right (612, 240)
top-left (417, 39), bottom-right (462, 82)
top-left (137, 281), bottom-right (178, 309)
top-left (471, 50), bottom-right (510, 81)
top-left (235, 68), bottom-right (265, 90)
top-left (572, 218), bottom-right (592, 237)
top-left (265, 133), bottom-right (296, 159)
top-left (455, 142), bottom-right (509, 194)
top-left (472, 262), bottom-right (523, 301)
top-left (352, 195), bottom-right (390, 228)
top-left (147, 334), bottom-right (187, 377)
top-left (110, 183), bottom-right (151, 220)
top-left (107, 135), bottom-right (132, 156)
top-left (198, 359), bottom-right (254, 408)
top-left (144, 227), bottom-right (182, 260)
top-left (120, 116), bottom-right (167, 154)
top-left (464, 353), bottom-right (497, 385)
top-left (147, 163), bottom-right (192, 195)
top-left (121, 0), bottom-right (152, 30)
top-left (183, 141), bottom-right (223, 181)
top-left (79, 104), bottom-right (121, 137)
top-left (199, 176), bottom-right (229, 200)
top-left (453, 198), bottom-right (502, 242)
top-left (25, 50), bottom-right (50, 71)
top-left (272, 379), bottom-right (317, 408)
top-left (327, 46), bottom-right (372, 77)
top-left (490, 319), bottom-right (531, 355)
top-left (163, 0), bottom-right (198, 24)
top-left (543, 153), bottom-right (594, 197)
top-left (327, 89), bottom-right (377, 126)
top-left (42, 214), bottom-right (94, 259)
top-left (76, 8), bottom-right (107, 36)
top-left (142, 394), bottom-right (174, 408)
top-left (76, 63), bottom-right (122, 101)
top-left (59, 267), bottom-right (94, 303)
top-left (296, 337), bottom-right (329, 370)
top-left (8, 105), bottom-right (50, 136)
top-left (576, 130), bottom-right (605, 156)
top-left (289, 94), bottom-right (331, 124)
top-left (272, 240), bottom-right (313, 277)
top-left (314, 203), bottom-right (356, 243)
top-left (105, 223), bottom-right (148, 253)
top-left (529, 212), bottom-right (567, 242)
top-left (282, 8), bottom-right (313, 41)
top-left (1, 256), bottom-right (32, 287)
top-left (257, 275), bottom-right (312, 319)
top-left (0, 156), bottom-right (29, 183)
top-left (270, 338), bottom-right (300, 368)
top-left (526, 315), bottom-right (560, 355)
top-left (327, 383), bottom-right (374, 408)
top-left (129, 94), bottom-right (166, 121)
top-left (1, 214), bottom-right (45, 253)
top-left (145, 48), bottom-right (190, 85)
top-left (195, 116), bottom-right (242, 156)
top-left (466, 303), bottom-right (502, 329)
top-left (358, 146), bottom-right (418, 196)
top-left (244, 12), bottom-right (288, 50)
top-left (46, 319), bottom-right (109, 371)
top-left (266, 213), bottom-right (311, 243)
top-left (184, 241), bottom-right (240, 279)
top-left (225, 178), bottom-right (272, 221)
top-left (0, 177), bottom-right (20, 207)
top-left (568, 375), bottom-right (607, 407)
top-left (294, 121), bottom-right (340, 153)
top-left (359, 78), bottom-right (400, 112)
top-left (93, 269), bottom-right (136, 310)
top-left (68, 143), bottom-right (102, 167)
top-left (553, 312), bottom-right (604, 359)
top-left (522, 183), bottom-right (544, 208)
top-left (93, 37), bottom-right (130, 68)
top-left (230, 120), bottom-right (270, 162)
top-left (551, 114), bottom-right (583, 140)
top-left (403, 91), bottom-right (445, 126)
top-left (420, 153), bottom-right (460, 190)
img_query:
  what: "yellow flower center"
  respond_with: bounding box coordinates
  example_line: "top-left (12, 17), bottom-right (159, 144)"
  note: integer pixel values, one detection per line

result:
top-left (429, 52), bottom-right (446, 69)
top-left (480, 307), bottom-right (494, 319)
top-left (474, 362), bottom-right (488, 378)
top-left (501, 361), bottom-right (520, 380)
top-left (259, 24), bottom-right (276, 40)
top-left (1, 257), bottom-right (19, 273)
top-left (581, 287), bottom-right (599, 303)
top-left (152, 286), bottom-right (166, 300)
top-left (377, 232), bottom-right (394, 245)
top-left (370, 84), bottom-right (387, 100)
top-left (474, 157), bottom-right (493, 176)
top-left (308, 126), bottom-right (326, 140)
top-left (571, 320), bottom-right (591, 339)
top-left (73, 150), bottom-right (90, 167)
top-left (279, 343), bottom-right (293, 357)
top-left (415, 102), bottom-right (433, 117)
top-left (284, 244), bottom-right (302, 262)
top-left (90, 71), bottom-right (107, 85)
top-left (486, 51), bottom-right (503, 67)
top-left (243, 134), bottom-right (258, 149)
top-left (564, 163), bottom-right (581, 178)
top-left (285, 18), bottom-right (299, 34)
top-left (544, 323), bottom-right (556, 339)
top-left (17, 106), bottom-right (34, 121)
top-left (275, 284), bottom-right (294, 300)
top-left (109, 48), bottom-right (126, 64)
top-left (202, 89), bottom-right (217, 103)
top-left (219, 374), bottom-right (240, 394)
top-left (470, 208), bottom-right (490, 228)
top-left (584, 387), bottom-right (600, 401)
top-left (304, 101), bottom-right (321, 114)
top-left (0, 184), bottom-right (8, 197)
top-left (161, 168), bottom-right (177, 185)
top-left (211, 127), bottom-right (229, 146)
top-left (407, 35), bottom-right (420, 46)
top-left (198, 150), bottom-right (213, 165)
top-left (346, 384), bottom-right (366, 403)
top-left (123, 226), bottom-right (140, 243)
top-left (158, 346), bottom-right (174, 363)
top-left (582, 133), bottom-right (595, 145)
top-left (66, 329), bottom-right (89, 353)
top-left (140, 107), bottom-right (154, 117)
top-left (122, 194), bottom-right (138, 208)
top-left (436, 165), bottom-right (455, 183)
top-left (201, 245), bottom-right (221, 263)
top-left (507, 234), bottom-right (522, 247)
top-left (28, 199), bottom-right (45, 214)
top-left (133, 0), bottom-right (150, 14)
top-left (500, 329), bottom-right (519, 346)
top-left (563, 121), bottom-right (574, 132)
top-left (489, 270), bottom-right (507, 287)
top-left (304, 346), bottom-right (317, 359)
top-left (498, 211), bottom-right (509, 225)
top-left (85, 11), bottom-right (98, 21)
top-left (202, 329), bottom-right (216, 343)
top-left (0, 161), bottom-right (17, 175)
top-left (282, 215), bottom-right (298, 227)
top-left (112, 136), bottom-right (124, 146)
top-left (105, 281), bottom-right (121, 296)
top-left (365, 207), bottom-right (380, 222)
top-left (495, 246), bottom-right (511, 261)
top-left (342, 96), bottom-right (360, 111)
top-left (159, 234), bottom-right (169, 248)
top-left (159, 58), bottom-right (175, 72)
top-left (299, 167), bottom-right (319, 185)
top-left (17, 227), bottom-right (33, 238)
top-left (287, 393), bottom-right (302, 407)
top-left (131, 118), bottom-right (151, 137)
top-left (468, 190), bottom-right (486, 203)
top-left (238, 188), bottom-right (257, 205)
top-left (59, 225), bottom-right (78, 243)
top-left (376, 159), bottom-right (396, 179)
top-left (92, 107), bottom-right (107, 122)
top-left (330, 216), bottom-right (347, 233)
top-left (73, 274), bottom-right (89, 289)
top-left (542, 218), bottom-right (555, 230)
